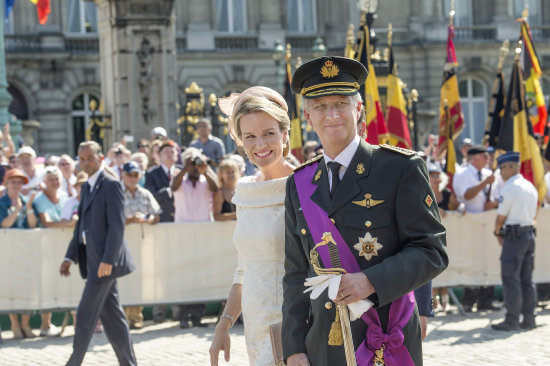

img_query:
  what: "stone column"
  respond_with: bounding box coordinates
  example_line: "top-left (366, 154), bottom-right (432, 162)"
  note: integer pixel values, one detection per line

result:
top-left (94, 0), bottom-right (178, 149)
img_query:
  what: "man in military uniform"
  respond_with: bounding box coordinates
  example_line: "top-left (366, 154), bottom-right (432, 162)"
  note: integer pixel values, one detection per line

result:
top-left (492, 152), bottom-right (538, 331)
top-left (282, 56), bottom-right (448, 366)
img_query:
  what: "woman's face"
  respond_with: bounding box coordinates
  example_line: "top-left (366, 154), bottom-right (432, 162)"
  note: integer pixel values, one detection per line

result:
top-left (221, 167), bottom-right (237, 186)
top-left (44, 173), bottom-right (61, 192)
top-left (6, 178), bottom-right (24, 196)
top-left (239, 112), bottom-right (288, 170)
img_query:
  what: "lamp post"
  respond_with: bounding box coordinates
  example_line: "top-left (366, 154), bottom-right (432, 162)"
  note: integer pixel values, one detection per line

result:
top-left (312, 37), bottom-right (326, 58)
top-left (272, 40), bottom-right (285, 93)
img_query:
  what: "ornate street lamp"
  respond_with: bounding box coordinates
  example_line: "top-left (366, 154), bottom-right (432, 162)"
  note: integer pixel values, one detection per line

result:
top-left (312, 37), bottom-right (326, 58)
top-left (272, 40), bottom-right (285, 93)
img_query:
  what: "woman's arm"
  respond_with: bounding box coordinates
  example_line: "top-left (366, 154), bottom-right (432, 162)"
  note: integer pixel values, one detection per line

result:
top-left (209, 283), bottom-right (242, 365)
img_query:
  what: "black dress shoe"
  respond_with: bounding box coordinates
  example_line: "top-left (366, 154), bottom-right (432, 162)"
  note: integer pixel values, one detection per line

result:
top-left (193, 322), bottom-right (208, 328)
top-left (478, 304), bottom-right (500, 311)
top-left (179, 320), bottom-right (190, 329)
top-left (491, 321), bottom-right (520, 331)
top-left (520, 320), bottom-right (537, 330)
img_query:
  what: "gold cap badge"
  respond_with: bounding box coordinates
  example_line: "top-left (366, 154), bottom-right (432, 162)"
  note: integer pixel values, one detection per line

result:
top-left (320, 60), bottom-right (340, 78)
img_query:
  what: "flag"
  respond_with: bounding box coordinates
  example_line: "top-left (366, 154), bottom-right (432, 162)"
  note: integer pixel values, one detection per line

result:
top-left (28, 0), bottom-right (50, 25)
top-left (484, 70), bottom-right (506, 148)
top-left (437, 24), bottom-right (465, 153)
top-left (386, 45), bottom-right (412, 149)
top-left (344, 24), bottom-right (355, 59)
top-left (283, 46), bottom-right (303, 161)
top-left (443, 100), bottom-right (457, 190)
top-left (355, 18), bottom-right (389, 145)
top-left (500, 59), bottom-right (547, 204)
top-left (6, 0), bottom-right (15, 19)
top-left (519, 19), bottom-right (547, 136)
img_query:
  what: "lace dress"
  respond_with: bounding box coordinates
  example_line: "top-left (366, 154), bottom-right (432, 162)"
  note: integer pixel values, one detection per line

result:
top-left (232, 175), bottom-right (287, 366)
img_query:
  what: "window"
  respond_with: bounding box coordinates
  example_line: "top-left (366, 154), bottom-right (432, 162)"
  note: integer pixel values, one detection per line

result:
top-left (443, 0), bottom-right (472, 26)
top-left (4, 7), bottom-right (14, 35)
top-left (458, 78), bottom-right (487, 144)
top-left (72, 93), bottom-right (99, 154)
top-left (443, 0), bottom-right (494, 26)
top-left (287, 0), bottom-right (316, 33)
top-left (514, 0), bottom-right (542, 25)
top-left (216, 0), bottom-right (247, 32)
top-left (67, 0), bottom-right (98, 34)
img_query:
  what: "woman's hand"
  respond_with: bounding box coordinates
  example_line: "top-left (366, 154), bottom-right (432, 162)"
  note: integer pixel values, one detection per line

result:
top-left (26, 193), bottom-right (36, 211)
top-left (209, 321), bottom-right (232, 366)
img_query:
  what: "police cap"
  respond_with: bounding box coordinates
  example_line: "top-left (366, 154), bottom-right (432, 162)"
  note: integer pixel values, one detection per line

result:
top-left (466, 145), bottom-right (488, 156)
top-left (291, 56), bottom-right (368, 99)
top-left (496, 151), bottom-right (520, 166)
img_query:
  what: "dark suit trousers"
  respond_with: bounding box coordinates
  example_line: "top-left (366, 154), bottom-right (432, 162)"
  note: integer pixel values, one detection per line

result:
top-left (67, 279), bottom-right (136, 366)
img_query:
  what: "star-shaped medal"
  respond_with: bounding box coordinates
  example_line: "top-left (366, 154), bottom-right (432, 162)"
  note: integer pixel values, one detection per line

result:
top-left (354, 232), bottom-right (383, 261)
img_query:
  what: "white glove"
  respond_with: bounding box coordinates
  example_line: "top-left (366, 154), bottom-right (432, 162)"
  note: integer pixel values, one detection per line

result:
top-left (304, 274), bottom-right (373, 321)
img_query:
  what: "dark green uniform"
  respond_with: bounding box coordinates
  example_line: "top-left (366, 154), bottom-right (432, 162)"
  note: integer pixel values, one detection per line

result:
top-left (282, 140), bottom-right (448, 366)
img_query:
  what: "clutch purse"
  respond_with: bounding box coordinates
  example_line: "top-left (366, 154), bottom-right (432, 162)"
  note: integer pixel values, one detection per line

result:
top-left (268, 321), bottom-right (285, 366)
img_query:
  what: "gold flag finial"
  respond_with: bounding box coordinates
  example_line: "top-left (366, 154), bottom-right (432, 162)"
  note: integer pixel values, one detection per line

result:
top-left (388, 23), bottom-right (393, 47)
top-left (347, 23), bottom-right (355, 44)
top-left (515, 40), bottom-right (522, 61)
top-left (286, 43), bottom-right (292, 62)
top-left (522, 4), bottom-right (529, 19)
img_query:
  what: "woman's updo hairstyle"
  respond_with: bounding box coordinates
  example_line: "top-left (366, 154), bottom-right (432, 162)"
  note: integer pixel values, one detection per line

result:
top-left (219, 86), bottom-right (291, 157)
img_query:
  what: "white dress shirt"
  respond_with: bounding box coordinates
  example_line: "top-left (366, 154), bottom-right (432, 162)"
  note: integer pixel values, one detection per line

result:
top-left (452, 163), bottom-right (493, 213)
top-left (497, 174), bottom-right (538, 226)
top-left (87, 167), bottom-right (104, 193)
top-left (323, 135), bottom-right (360, 191)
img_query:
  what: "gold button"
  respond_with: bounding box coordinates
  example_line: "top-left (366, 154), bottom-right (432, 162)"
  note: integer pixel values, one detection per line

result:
top-left (325, 302), bottom-right (333, 310)
top-left (365, 221), bottom-right (372, 228)
top-left (330, 218), bottom-right (335, 224)
top-left (301, 229), bottom-right (307, 235)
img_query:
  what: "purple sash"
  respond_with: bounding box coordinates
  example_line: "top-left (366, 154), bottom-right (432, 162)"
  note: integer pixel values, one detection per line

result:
top-left (294, 162), bottom-right (415, 366)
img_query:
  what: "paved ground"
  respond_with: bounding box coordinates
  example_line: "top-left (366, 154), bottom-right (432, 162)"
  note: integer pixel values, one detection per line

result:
top-left (1, 303), bottom-right (549, 365)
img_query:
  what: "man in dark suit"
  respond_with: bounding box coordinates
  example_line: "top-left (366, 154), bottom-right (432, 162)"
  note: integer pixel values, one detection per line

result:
top-left (282, 56), bottom-right (448, 366)
top-left (144, 139), bottom-right (181, 322)
top-left (60, 141), bottom-right (136, 366)
top-left (144, 139), bottom-right (179, 223)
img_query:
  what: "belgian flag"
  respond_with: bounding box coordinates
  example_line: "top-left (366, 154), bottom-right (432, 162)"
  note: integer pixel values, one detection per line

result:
top-left (484, 70), bottom-right (506, 148)
top-left (519, 19), bottom-right (547, 136)
top-left (283, 45), bottom-right (303, 161)
top-left (386, 45), bottom-right (412, 149)
top-left (355, 15), bottom-right (389, 145)
top-left (437, 24), bottom-right (465, 153)
top-left (498, 59), bottom-right (547, 204)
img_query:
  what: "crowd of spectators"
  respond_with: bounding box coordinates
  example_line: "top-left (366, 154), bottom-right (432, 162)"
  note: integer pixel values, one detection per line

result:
top-left (2, 119), bottom-right (550, 339)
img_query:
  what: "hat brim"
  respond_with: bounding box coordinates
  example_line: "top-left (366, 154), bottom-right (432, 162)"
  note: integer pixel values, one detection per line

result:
top-left (4, 173), bottom-right (29, 185)
top-left (303, 87), bottom-right (359, 99)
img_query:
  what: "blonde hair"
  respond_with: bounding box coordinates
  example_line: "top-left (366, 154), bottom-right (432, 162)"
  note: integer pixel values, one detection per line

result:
top-left (217, 158), bottom-right (241, 185)
top-left (230, 86), bottom-right (291, 157)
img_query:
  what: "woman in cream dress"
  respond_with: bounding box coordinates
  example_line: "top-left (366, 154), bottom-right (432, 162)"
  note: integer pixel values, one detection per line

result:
top-left (209, 86), bottom-right (295, 366)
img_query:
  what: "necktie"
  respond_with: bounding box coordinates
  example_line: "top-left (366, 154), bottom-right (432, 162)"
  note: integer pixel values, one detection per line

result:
top-left (327, 162), bottom-right (342, 198)
top-left (478, 170), bottom-right (488, 196)
top-left (67, 180), bottom-right (73, 197)
top-left (167, 169), bottom-right (171, 182)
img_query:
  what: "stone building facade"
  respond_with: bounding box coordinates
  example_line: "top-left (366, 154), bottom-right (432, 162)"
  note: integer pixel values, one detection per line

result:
top-left (5, 0), bottom-right (550, 155)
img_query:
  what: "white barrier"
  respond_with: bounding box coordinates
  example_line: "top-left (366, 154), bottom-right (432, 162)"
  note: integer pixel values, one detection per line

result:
top-left (1, 208), bottom-right (549, 312)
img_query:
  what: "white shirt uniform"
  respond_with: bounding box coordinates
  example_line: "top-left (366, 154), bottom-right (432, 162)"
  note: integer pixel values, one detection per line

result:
top-left (497, 174), bottom-right (538, 226)
top-left (324, 135), bottom-right (360, 191)
top-left (452, 164), bottom-right (493, 213)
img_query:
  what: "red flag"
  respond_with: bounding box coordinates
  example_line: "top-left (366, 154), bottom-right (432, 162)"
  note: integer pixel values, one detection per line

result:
top-left (437, 24), bottom-right (465, 153)
top-left (386, 46), bottom-right (412, 149)
top-left (29, 0), bottom-right (50, 25)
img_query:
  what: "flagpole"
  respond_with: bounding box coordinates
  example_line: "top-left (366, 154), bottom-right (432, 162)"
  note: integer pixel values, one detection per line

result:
top-left (483, 40), bottom-right (509, 146)
top-left (0, 0), bottom-right (13, 127)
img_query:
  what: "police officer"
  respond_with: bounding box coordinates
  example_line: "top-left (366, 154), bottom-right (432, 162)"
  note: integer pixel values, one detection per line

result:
top-left (282, 56), bottom-right (448, 366)
top-left (492, 151), bottom-right (538, 331)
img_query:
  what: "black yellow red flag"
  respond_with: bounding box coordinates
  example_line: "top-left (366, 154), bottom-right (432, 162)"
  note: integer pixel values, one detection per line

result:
top-left (386, 46), bottom-right (412, 149)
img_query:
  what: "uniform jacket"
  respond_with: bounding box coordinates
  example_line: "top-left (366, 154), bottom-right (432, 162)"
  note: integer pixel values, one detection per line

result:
top-left (282, 140), bottom-right (448, 366)
top-left (65, 171), bottom-right (135, 281)
top-left (144, 165), bottom-right (181, 222)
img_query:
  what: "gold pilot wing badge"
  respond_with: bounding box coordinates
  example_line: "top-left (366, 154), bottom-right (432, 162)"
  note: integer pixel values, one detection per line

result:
top-left (320, 59), bottom-right (340, 78)
top-left (354, 232), bottom-right (383, 261)
top-left (352, 193), bottom-right (385, 208)
top-left (356, 163), bottom-right (365, 175)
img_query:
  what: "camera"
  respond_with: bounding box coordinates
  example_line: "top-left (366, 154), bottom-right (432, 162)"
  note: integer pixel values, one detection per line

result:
top-left (192, 156), bottom-right (206, 166)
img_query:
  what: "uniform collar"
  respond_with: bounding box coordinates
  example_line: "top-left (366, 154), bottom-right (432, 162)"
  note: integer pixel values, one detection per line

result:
top-left (323, 135), bottom-right (360, 169)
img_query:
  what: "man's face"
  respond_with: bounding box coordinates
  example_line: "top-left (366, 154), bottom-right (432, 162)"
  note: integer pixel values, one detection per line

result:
top-left (160, 146), bottom-right (177, 166)
top-left (122, 171), bottom-right (140, 189)
top-left (304, 95), bottom-right (360, 153)
top-left (470, 153), bottom-right (489, 170)
top-left (58, 158), bottom-right (73, 176)
top-left (499, 162), bottom-right (517, 181)
top-left (197, 122), bottom-right (211, 138)
top-left (78, 147), bottom-right (102, 176)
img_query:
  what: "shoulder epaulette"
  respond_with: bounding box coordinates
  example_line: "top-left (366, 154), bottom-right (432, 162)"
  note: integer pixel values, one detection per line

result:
top-left (293, 154), bottom-right (323, 172)
top-left (379, 144), bottom-right (416, 157)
